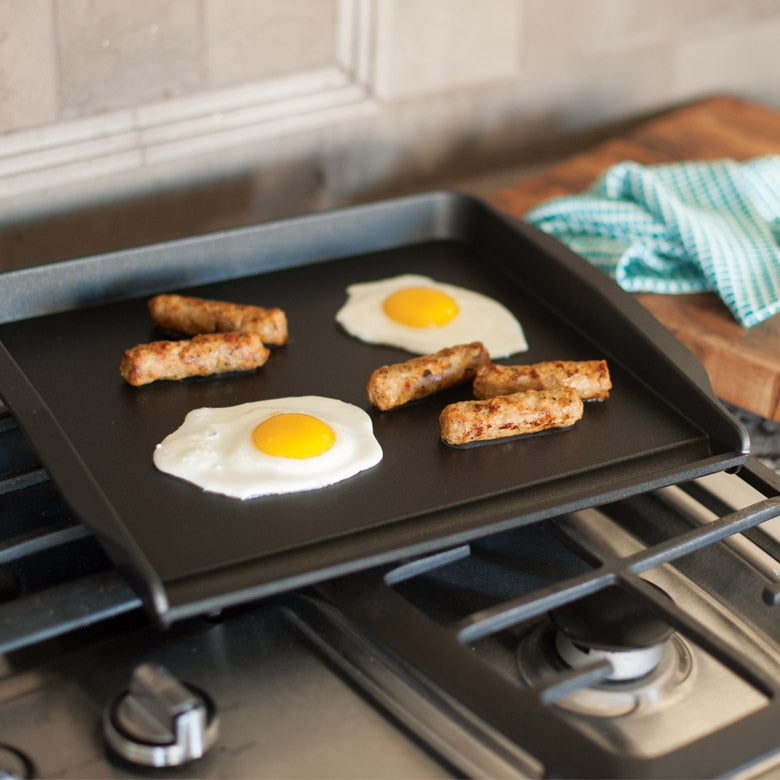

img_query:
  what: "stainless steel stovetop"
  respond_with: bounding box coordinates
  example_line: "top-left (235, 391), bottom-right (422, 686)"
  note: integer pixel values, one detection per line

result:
top-left (2, 401), bottom-right (780, 778)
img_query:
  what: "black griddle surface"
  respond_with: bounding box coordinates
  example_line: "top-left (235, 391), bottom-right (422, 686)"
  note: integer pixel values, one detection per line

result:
top-left (0, 193), bottom-right (748, 623)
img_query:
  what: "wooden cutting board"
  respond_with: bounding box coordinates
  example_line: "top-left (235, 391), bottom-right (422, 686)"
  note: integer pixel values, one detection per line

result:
top-left (489, 95), bottom-right (780, 421)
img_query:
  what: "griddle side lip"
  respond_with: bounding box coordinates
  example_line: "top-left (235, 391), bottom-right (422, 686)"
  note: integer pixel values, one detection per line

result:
top-left (475, 209), bottom-right (749, 457)
top-left (158, 451), bottom-right (746, 627)
top-left (0, 191), bottom-right (460, 325)
top-left (0, 339), bottom-right (169, 618)
top-left (0, 191), bottom-right (749, 624)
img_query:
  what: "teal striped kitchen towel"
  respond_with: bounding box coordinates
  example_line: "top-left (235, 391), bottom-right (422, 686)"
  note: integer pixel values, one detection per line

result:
top-left (525, 156), bottom-right (780, 328)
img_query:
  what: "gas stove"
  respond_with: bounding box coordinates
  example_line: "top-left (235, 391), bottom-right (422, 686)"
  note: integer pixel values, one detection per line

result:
top-left (2, 399), bottom-right (780, 778)
top-left (2, 192), bottom-right (780, 778)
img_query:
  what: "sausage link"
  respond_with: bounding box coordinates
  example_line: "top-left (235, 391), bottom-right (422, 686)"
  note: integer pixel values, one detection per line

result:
top-left (119, 331), bottom-right (270, 386)
top-left (473, 359), bottom-right (611, 401)
top-left (439, 387), bottom-right (584, 446)
top-left (367, 342), bottom-right (489, 410)
top-left (148, 294), bottom-right (288, 345)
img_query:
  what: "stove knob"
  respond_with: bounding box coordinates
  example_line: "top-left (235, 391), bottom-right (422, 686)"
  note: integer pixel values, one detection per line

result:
top-left (103, 662), bottom-right (219, 768)
top-left (0, 745), bottom-right (34, 779)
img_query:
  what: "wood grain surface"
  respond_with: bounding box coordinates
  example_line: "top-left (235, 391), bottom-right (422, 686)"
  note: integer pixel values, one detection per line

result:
top-left (489, 95), bottom-right (780, 421)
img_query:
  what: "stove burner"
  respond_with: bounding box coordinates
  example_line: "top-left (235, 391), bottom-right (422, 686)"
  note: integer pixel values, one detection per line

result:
top-left (516, 583), bottom-right (693, 718)
top-left (516, 623), bottom-right (693, 718)
top-left (553, 630), bottom-right (664, 682)
top-left (549, 584), bottom-right (674, 682)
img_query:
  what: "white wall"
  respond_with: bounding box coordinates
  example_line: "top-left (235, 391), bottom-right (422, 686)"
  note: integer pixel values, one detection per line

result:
top-left (1, 0), bottom-right (779, 260)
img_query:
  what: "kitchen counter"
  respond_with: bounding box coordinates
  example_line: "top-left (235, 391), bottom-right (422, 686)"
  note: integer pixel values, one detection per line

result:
top-left (487, 95), bottom-right (780, 423)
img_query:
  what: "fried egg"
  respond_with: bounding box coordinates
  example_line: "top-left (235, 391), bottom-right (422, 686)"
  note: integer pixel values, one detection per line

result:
top-left (335, 274), bottom-right (528, 358)
top-left (153, 396), bottom-right (383, 499)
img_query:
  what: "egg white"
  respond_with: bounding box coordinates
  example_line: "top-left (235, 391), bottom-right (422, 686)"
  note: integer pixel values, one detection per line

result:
top-left (153, 396), bottom-right (383, 499)
top-left (335, 274), bottom-right (528, 358)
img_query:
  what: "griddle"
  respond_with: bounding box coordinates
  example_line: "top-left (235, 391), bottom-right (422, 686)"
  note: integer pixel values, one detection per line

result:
top-left (0, 192), bottom-right (749, 625)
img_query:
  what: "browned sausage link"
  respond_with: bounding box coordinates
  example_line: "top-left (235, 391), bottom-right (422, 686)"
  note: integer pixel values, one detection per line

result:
top-left (148, 294), bottom-right (288, 345)
top-left (119, 331), bottom-right (270, 386)
top-left (473, 359), bottom-right (611, 401)
top-left (367, 342), bottom-right (489, 411)
top-left (439, 387), bottom-right (584, 446)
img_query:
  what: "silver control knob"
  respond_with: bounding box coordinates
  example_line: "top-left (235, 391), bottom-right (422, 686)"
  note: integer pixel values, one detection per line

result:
top-left (103, 662), bottom-right (219, 768)
top-left (0, 745), bottom-right (34, 779)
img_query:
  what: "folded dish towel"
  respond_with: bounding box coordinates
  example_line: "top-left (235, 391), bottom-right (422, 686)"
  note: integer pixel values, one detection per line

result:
top-left (525, 156), bottom-right (780, 328)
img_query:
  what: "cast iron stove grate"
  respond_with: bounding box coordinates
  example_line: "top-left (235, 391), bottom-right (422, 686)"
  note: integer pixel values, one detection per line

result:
top-left (0, 409), bottom-right (141, 655)
top-left (292, 459), bottom-right (780, 779)
top-left (3, 402), bottom-right (780, 778)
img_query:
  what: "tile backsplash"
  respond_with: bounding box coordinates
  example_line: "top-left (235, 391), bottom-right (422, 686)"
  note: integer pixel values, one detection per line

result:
top-left (1, 0), bottom-right (779, 260)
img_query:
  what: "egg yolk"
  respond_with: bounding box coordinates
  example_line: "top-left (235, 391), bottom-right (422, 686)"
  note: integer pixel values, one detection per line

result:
top-left (252, 413), bottom-right (336, 459)
top-left (382, 286), bottom-right (459, 328)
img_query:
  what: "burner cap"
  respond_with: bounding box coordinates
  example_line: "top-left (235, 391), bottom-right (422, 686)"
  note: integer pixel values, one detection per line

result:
top-left (550, 584), bottom-right (673, 652)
